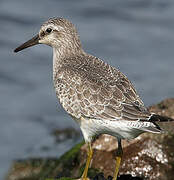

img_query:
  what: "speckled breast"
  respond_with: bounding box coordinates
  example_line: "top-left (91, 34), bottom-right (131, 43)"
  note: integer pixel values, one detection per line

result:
top-left (53, 69), bottom-right (82, 120)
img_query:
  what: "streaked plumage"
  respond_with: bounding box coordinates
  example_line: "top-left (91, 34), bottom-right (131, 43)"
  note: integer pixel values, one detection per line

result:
top-left (14, 17), bottom-right (174, 180)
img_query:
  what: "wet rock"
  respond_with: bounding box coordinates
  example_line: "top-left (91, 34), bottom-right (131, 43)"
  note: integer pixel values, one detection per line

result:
top-left (5, 98), bottom-right (174, 180)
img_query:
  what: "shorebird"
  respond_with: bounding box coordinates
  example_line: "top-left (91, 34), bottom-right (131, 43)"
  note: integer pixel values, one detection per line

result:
top-left (14, 18), bottom-right (173, 180)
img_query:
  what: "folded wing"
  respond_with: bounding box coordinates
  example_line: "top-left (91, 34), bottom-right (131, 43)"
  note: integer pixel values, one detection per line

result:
top-left (54, 55), bottom-right (151, 122)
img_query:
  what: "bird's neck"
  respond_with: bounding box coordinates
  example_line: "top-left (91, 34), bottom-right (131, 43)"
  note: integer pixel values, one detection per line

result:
top-left (52, 46), bottom-right (85, 79)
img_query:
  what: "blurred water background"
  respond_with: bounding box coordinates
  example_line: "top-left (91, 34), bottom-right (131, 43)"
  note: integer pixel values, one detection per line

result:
top-left (1, 0), bottom-right (174, 179)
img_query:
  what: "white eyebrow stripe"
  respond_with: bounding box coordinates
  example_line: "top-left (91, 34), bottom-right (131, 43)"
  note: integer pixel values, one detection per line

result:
top-left (46, 24), bottom-right (64, 32)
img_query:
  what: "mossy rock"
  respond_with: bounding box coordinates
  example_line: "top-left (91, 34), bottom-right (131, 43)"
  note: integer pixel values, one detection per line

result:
top-left (6, 141), bottom-right (94, 180)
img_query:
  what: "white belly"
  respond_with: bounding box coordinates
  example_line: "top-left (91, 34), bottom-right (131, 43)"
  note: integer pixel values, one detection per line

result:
top-left (79, 118), bottom-right (158, 142)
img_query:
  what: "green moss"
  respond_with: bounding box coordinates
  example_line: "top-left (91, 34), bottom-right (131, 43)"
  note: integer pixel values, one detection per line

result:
top-left (88, 168), bottom-right (100, 178)
top-left (54, 141), bottom-right (85, 178)
top-left (38, 159), bottom-right (59, 179)
top-left (59, 141), bottom-right (85, 162)
top-left (78, 163), bottom-right (100, 178)
top-left (30, 141), bottom-right (85, 179)
top-left (57, 178), bottom-right (75, 180)
top-left (6, 141), bottom-right (86, 180)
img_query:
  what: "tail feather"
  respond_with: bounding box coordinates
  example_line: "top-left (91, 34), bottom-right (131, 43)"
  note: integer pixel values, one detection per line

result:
top-left (149, 114), bottom-right (174, 122)
top-left (140, 114), bottom-right (174, 134)
top-left (141, 122), bottom-right (162, 133)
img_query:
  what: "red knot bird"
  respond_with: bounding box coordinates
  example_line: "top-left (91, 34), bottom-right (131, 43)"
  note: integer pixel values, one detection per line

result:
top-left (14, 17), bottom-right (174, 180)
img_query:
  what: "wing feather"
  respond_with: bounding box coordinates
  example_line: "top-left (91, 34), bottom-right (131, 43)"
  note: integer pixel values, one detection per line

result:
top-left (54, 55), bottom-right (151, 121)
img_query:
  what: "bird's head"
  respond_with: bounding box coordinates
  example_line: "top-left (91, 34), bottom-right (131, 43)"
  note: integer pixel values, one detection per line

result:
top-left (14, 18), bottom-right (82, 54)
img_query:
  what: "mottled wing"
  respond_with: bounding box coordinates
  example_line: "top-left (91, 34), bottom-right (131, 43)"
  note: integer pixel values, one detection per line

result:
top-left (54, 55), bottom-right (151, 121)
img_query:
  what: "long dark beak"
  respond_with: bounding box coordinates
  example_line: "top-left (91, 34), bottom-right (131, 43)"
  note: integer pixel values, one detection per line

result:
top-left (14, 34), bottom-right (40, 53)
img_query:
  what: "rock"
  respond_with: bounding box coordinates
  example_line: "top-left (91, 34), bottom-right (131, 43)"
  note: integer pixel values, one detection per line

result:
top-left (148, 98), bottom-right (174, 132)
top-left (5, 98), bottom-right (174, 180)
top-left (5, 142), bottom-right (85, 180)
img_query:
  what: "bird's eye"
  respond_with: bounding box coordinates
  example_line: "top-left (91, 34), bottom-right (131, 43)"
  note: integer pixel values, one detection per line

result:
top-left (46, 28), bottom-right (52, 33)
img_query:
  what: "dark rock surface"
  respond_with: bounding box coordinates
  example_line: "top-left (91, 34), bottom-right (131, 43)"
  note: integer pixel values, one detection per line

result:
top-left (93, 173), bottom-right (143, 180)
top-left (5, 98), bottom-right (174, 180)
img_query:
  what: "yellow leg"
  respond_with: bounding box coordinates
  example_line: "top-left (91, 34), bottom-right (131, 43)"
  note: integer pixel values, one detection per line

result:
top-left (81, 142), bottom-right (93, 180)
top-left (113, 139), bottom-right (123, 180)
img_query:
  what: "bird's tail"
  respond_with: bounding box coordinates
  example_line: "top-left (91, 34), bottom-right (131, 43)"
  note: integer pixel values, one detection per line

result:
top-left (139, 114), bottom-right (174, 133)
top-left (149, 114), bottom-right (174, 122)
